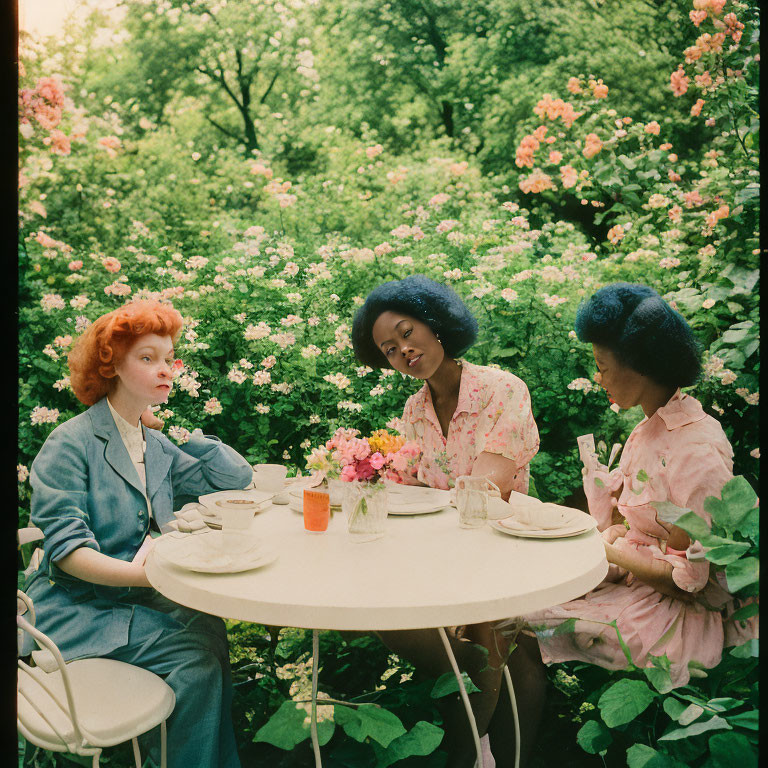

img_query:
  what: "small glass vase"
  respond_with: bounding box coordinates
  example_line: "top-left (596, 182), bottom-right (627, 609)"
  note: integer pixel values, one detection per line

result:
top-left (343, 481), bottom-right (388, 542)
top-left (327, 478), bottom-right (346, 507)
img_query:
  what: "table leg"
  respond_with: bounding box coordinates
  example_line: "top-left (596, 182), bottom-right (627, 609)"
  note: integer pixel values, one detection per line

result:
top-left (502, 665), bottom-right (521, 768)
top-left (310, 629), bottom-right (322, 768)
top-left (437, 627), bottom-right (484, 768)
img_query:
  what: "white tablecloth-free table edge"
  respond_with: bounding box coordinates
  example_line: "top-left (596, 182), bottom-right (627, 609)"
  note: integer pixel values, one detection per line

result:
top-left (146, 503), bottom-right (608, 630)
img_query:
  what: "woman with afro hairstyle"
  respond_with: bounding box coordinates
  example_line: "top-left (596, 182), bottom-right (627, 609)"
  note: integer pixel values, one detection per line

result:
top-left (25, 299), bottom-right (253, 768)
top-left (494, 283), bottom-right (758, 765)
top-left (352, 274), bottom-right (539, 768)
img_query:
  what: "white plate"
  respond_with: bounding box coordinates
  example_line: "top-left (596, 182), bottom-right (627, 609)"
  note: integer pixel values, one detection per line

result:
top-left (387, 501), bottom-right (450, 516)
top-left (489, 511), bottom-right (598, 539)
top-left (152, 531), bottom-right (278, 573)
top-left (198, 489), bottom-right (274, 511)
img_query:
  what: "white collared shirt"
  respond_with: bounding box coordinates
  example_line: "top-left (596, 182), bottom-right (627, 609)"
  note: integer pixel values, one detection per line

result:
top-left (106, 398), bottom-right (152, 519)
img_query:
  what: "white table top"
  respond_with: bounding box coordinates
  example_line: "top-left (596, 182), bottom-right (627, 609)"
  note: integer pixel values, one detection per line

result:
top-left (146, 502), bottom-right (608, 631)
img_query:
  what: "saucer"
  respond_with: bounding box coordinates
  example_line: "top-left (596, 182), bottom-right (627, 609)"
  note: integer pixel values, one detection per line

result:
top-left (152, 531), bottom-right (278, 573)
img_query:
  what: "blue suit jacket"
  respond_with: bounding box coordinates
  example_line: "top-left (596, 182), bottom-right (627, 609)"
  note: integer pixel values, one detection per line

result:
top-left (25, 397), bottom-right (253, 660)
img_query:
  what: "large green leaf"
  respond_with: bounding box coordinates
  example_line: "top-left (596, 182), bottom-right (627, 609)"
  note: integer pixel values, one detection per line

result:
top-left (333, 703), bottom-right (406, 748)
top-left (724, 710), bottom-right (758, 730)
top-left (576, 719), bottom-right (612, 754)
top-left (725, 557), bottom-right (759, 593)
top-left (644, 656), bottom-right (674, 694)
top-left (598, 679), bottom-right (656, 727)
top-left (704, 477), bottom-right (759, 537)
top-left (663, 697), bottom-right (688, 721)
top-left (729, 639), bottom-right (759, 658)
top-left (371, 721), bottom-right (444, 766)
top-left (658, 714), bottom-right (731, 741)
top-left (704, 538), bottom-right (752, 565)
top-left (430, 671), bottom-right (480, 698)
top-left (708, 732), bottom-right (758, 768)
top-left (668, 511), bottom-right (712, 542)
top-left (653, 501), bottom-right (692, 526)
top-left (254, 700), bottom-right (335, 749)
top-left (626, 743), bottom-right (686, 767)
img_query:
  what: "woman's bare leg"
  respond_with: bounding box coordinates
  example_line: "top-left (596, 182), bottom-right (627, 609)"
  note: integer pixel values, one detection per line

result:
top-left (377, 624), bottom-right (510, 768)
top-left (486, 633), bottom-right (547, 767)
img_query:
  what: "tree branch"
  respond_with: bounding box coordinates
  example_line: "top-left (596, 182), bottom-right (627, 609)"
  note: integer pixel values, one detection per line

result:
top-left (205, 115), bottom-right (241, 141)
top-left (260, 70), bottom-right (280, 104)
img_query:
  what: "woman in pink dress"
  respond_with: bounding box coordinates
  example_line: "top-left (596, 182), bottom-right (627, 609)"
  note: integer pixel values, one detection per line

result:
top-left (351, 275), bottom-right (539, 766)
top-left (493, 282), bottom-right (758, 766)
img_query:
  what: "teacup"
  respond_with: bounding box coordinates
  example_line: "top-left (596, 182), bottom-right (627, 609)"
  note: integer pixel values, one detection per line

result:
top-left (252, 464), bottom-right (288, 492)
top-left (218, 502), bottom-right (256, 553)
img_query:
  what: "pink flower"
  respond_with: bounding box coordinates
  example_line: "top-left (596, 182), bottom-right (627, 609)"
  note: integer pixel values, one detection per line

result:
top-left (354, 457), bottom-right (376, 481)
top-left (340, 464), bottom-right (357, 482)
top-left (566, 77), bottom-right (582, 94)
top-left (668, 205), bottom-right (683, 223)
top-left (589, 79), bottom-right (608, 99)
top-left (98, 135), bottom-right (121, 158)
top-left (644, 121), bottom-right (661, 135)
top-left (691, 99), bottom-right (705, 117)
top-left (560, 165), bottom-right (578, 188)
top-left (548, 150), bottom-right (563, 164)
top-left (49, 129), bottom-right (71, 155)
top-left (102, 256), bottom-right (121, 273)
top-left (369, 452), bottom-right (386, 470)
top-left (689, 9), bottom-right (707, 26)
top-left (68, 260), bottom-right (83, 271)
top-left (695, 71), bottom-right (713, 88)
top-left (606, 225), bottom-right (625, 244)
top-left (670, 67), bottom-right (689, 97)
top-left (582, 133), bottom-right (603, 159)
top-left (365, 144), bottom-right (383, 159)
top-left (389, 453), bottom-right (408, 473)
top-left (683, 190), bottom-right (704, 208)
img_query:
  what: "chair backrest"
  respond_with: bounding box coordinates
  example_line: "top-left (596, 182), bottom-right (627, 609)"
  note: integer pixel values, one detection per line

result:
top-left (17, 590), bottom-right (91, 753)
top-left (18, 527), bottom-right (45, 578)
top-left (18, 526), bottom-right (44, 547)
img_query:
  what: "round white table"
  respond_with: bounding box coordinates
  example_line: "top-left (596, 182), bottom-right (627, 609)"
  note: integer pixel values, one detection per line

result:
top-left (146, 501), bottom-right (608, 767)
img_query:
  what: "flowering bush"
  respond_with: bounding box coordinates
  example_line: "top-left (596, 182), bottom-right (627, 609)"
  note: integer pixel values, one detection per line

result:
top-left (17, 3), bottom-right (759, 764)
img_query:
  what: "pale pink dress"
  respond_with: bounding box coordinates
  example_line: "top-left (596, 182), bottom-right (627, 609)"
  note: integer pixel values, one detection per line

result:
top-left (526, 390), bottom-right (758, 688)
top-left (401, 361), bottom-right (539, 490)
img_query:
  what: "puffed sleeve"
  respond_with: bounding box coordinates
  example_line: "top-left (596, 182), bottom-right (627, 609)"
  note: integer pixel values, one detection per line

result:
top-left (482, 377), bottom-right (539, 467)
top-left (650, 441), bottom-right (734, 593)
top-left (159, 431), bottom-right (253, 498)
top-left (30, 425), bottom-right (101, 565)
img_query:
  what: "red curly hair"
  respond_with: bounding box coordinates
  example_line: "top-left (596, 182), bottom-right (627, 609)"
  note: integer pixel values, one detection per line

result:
top-left (68, 299), bottom-right (183, 406)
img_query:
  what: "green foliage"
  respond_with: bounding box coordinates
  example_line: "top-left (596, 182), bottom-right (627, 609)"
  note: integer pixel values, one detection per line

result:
top-left (573, 478), bottom-right (759, 766)
top-left (18, 0), bottom-right (759, 765)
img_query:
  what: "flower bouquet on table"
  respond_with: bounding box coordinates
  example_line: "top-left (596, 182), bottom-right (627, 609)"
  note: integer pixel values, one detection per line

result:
top-left (305, 427), bottom-right (421, 540)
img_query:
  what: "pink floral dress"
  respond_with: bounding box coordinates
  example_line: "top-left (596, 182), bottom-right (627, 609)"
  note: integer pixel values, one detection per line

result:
top-left (401, 361), bottom-right (540, 490)
top-left (525, 390), bottom-right (758, 688)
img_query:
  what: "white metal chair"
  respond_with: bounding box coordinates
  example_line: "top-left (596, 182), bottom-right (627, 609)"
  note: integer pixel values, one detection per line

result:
top-left (17, 590), bottom-right (176, 768)
top-left (18, 525), bottom-right (45, 576)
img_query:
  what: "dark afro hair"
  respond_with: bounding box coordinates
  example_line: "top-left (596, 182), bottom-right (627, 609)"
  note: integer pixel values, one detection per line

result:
top-left (351, 274), bottom-right (478, 368)
top-left (575, 282), bottom-right (702, 388)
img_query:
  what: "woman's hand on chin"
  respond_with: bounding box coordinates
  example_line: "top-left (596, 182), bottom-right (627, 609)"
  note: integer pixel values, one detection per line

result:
top-left (140, 407), bottom-right (164, 430)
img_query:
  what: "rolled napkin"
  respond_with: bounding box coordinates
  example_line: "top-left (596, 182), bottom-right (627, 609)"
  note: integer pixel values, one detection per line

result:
top-left (500, 503), bottom-right (580, 531)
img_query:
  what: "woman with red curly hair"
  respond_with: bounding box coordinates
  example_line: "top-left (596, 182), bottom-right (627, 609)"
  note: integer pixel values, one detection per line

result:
top-left (25, 299), bottom-right (252, 768)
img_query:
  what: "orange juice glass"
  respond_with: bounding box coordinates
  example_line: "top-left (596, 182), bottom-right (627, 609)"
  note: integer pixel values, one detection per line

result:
top-left (303, 489), bottom-right (330, 532)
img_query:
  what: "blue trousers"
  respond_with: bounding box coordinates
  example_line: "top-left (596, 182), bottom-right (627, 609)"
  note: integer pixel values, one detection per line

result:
top-left (105, 591), bottom-right (241, 768)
